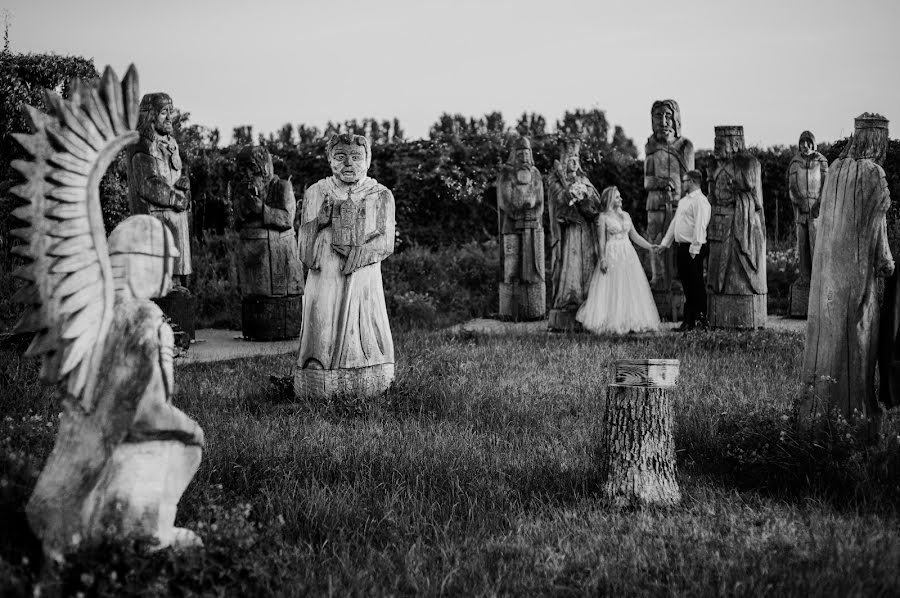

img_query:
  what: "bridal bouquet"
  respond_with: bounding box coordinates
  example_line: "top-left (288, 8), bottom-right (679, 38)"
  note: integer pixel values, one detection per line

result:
top-left (567, 181), bottom-right (588, 206)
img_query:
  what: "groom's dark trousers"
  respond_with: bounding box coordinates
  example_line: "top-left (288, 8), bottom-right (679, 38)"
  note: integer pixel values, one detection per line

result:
top-left (676, 242), bottom-right (708, 326)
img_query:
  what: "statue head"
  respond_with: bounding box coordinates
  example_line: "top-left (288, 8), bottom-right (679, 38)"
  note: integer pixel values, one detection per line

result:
top-left (651, 100), bottom-right (681, 143)
top-left (137, 93), bottom-right (175, 139)
top-left (558, 136), bottom-right (582, 174)
top-left (327, 133), bottom-right (370, 184)
top-left (713, 126), bottom-right (745, 159)
top-left (840, 113), bottom-right (889, 165)
top-left (109, 215), bottom-right (179, 300)
top-left (236, 145), bottom-right (274, 198)
top-left (599, 186), bottom-right (621, 212)
top-left (798, 130), bottom-right (816, 156)
top-left (506, 136), bottom-right (534, 168)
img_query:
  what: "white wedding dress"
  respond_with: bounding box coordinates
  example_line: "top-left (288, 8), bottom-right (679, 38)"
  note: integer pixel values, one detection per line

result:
top-left (576, 212), bottom-right (661, 334)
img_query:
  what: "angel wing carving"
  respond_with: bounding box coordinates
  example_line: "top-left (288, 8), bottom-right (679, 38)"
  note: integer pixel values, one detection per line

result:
top-left (10, 65), bottom-right (140, 411)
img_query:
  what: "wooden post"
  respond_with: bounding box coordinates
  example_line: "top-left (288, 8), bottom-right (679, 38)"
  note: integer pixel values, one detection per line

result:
top-left (599, 359), bottom-right (681, 507)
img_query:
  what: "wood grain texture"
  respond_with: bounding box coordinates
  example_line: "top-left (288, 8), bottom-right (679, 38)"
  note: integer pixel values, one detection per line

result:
top-left (610, 359), bottom-right (680, 388)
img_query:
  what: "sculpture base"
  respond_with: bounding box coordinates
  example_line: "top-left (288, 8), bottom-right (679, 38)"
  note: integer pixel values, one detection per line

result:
top-left (708, 293), bottom-right (767, 329)
top-left (788, 281), bottom-right (809, 319)
top-left (152, 286), bottom-right (195, 348)
top-left (294, 363), bottom-right (395, 400)
top-left (242, 295), bottom-right (303, 341)
top-left (651, 288), bottom-right (684, 322)
top-left (498, 282), bottom-right (546, 321)
top-left (548, 309), bottom-right (582, 332)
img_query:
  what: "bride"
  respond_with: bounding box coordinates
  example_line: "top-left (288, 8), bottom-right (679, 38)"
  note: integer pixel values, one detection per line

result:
top-left (576, 186), bottom-right (661, 334)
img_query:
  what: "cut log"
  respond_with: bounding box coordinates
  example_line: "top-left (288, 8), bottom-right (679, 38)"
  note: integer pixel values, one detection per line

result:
top-left (599, 359), bottom-right (680, 507)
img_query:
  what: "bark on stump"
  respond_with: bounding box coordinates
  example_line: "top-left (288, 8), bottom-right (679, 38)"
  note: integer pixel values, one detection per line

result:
top-left (599, 359), bottom-right (681, 507)
top-left (548, 309), bottom-right (581, 332)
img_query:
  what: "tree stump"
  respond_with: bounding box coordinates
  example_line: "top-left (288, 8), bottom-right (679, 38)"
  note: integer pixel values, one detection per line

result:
top-left (599, 359), bottom-right (681, 507)
top-left (548, 308), bottom-right (581, 332)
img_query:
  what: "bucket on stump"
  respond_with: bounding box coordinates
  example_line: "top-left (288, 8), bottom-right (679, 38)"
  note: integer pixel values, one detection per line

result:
top-left (599, 358), bottom-right (681, 507)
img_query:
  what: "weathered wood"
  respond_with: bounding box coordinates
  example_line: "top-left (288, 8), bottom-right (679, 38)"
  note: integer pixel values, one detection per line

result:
top-left (10, 67), bottom-right (203, 560)
top-left (547, 308), bottom-right (581, 332)
top-left (546, 136), bottom-right (601, 326)
top-left (242, 294), bottom-right (303, 341)
top-left (497, 137), bottom-right (546, 321)
top-left (126, 92), bottom-right (192, 284)
top-left (706, 126), bottom-right (767, 329)
top-left (786, 131), bottom-right (827, 319)
top-left (644, 100), bottom-right (695, 293)
top-left (651, 287), bottom-right (684, 322)
top-left (599, 359), bottom-right (680, 507)
top-left (294, 134), bottom-right (395, 399)
top-left (800, 113), bottom-right (894, 426)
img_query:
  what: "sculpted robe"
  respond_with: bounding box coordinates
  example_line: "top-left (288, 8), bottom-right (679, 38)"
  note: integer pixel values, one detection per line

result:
top-left (707, 155), bottom-right (767, 296)
top-left (127, 135), bottom-right (192, 276)
top-left (497, 164), bottom-right (545, 318)
top-left (803, 157), bottom-right (893, 418)
top-left (546, 163), bottom-right (602, 311)
top-left (235, 177), bottom-right (303, 297)
top-left (644, 137), bottom-right (695, 212)
top-left (297, 176), bottom-right (395, 371)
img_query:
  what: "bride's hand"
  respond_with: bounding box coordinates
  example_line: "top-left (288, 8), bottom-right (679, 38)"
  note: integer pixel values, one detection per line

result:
top-left (599, 257), bottom-right (608, 273)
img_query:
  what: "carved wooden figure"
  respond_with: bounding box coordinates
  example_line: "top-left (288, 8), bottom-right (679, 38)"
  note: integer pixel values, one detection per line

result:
top-left (786, 130), bottom-right (828, 317)
top-left (546, 136), bottom-right (602, 331)
top-left (126, 91), bottom-right (195, 342)
top-left (801, 114), bottom-right (895, 425)
top-left (599, 359), bottom-right (681, 507)
top-left (706, 126), bottom-right (767, 328)
top-left (496, 136), bottom-right (545, 320)
top-left (9, 66), bottom-right (204, 560)
top-left (294, 134), bottom-right (396, 399)
top-left (644, 100), bottom-right (694, 320)
top-left (234, 145), bottom-right (304, 340)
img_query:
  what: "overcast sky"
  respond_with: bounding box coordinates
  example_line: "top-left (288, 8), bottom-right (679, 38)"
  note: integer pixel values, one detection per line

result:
top-left (5, 0), bottom-right (899, 153)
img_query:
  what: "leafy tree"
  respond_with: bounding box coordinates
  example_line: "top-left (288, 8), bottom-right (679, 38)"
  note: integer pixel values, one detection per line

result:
top-left (516, 112), bottom-right (547, 138)
top-left (232, 125), bottom-right (253, 146)
top-left (611, 125), bottom-right (639, 159)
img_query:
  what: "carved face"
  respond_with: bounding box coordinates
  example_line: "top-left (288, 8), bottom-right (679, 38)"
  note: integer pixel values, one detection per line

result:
top-left (237, 159), bottom-right (268, 200)
top-left (799, 139), bottom-right (813, 157)
top-left (565, 154), bottom-right (580, 174)
top-left (714, 134), bottom-right (743, 159)
top-left (652, 106), bottom-right (676, 142)
top-left (153, 100), bottom-right (174, 136)
top-left (329, 143), bottom-right (368, 184)
top-left (515, 148), bottom-right (533, 167)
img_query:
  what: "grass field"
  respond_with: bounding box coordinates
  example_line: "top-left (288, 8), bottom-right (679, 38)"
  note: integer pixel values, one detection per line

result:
top-left (2, 328), bottom-right (899, 596)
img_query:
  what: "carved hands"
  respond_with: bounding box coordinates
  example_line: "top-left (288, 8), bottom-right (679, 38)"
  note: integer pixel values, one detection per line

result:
top-left (317, 197), bottom-right (333, 228)
top-left (876, 257), bottom-right (896, 278)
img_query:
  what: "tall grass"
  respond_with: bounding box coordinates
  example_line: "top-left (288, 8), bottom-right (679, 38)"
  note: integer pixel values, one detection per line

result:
top-left (2, 328), bottom-right (898, 595)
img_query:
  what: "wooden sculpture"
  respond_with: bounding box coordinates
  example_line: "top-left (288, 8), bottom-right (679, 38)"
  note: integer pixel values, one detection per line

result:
top-left (234, 145), bottom-right (304, 340)
top-left (706, 126), bottom-right (767, 328)
top-left (9, 66), bottom-right (204, 560)
top-left (496, 136), bottom-right (545, 321)
top-left (801, 113), bottom-right (895, 425)
top-left (786, 130), bottom-right (828, 317)
top-left (294, 134), bottom-right (396, 399)
top-left (644, 99), bottom-right (694, 320)
top-left (546, 136), bottom-right (602, 331)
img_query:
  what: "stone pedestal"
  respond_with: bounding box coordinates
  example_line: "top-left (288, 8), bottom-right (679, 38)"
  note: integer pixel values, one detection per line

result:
top-left (599, 359), bottom-right (681, 507)
top-left (708, 293), bottom-right (767, 329)
top-left (499, 282), bottom-right (546, 322)
top-left (294, 363), bottom-right (394, 400)
top-left (788, 280), bottom-right (809, 318)
top-left (652, 288), bottom-right (684, 322)
top-left (153, 285), bottom-right (196, 348)
top-left (242, 295), bottom-right (303, 341)
top-left (548, 309), bottom-right (581, 332)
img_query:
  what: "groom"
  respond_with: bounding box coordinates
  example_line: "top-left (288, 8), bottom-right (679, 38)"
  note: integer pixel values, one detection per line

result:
top-left (657, 170), bottom-right (711, 331)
